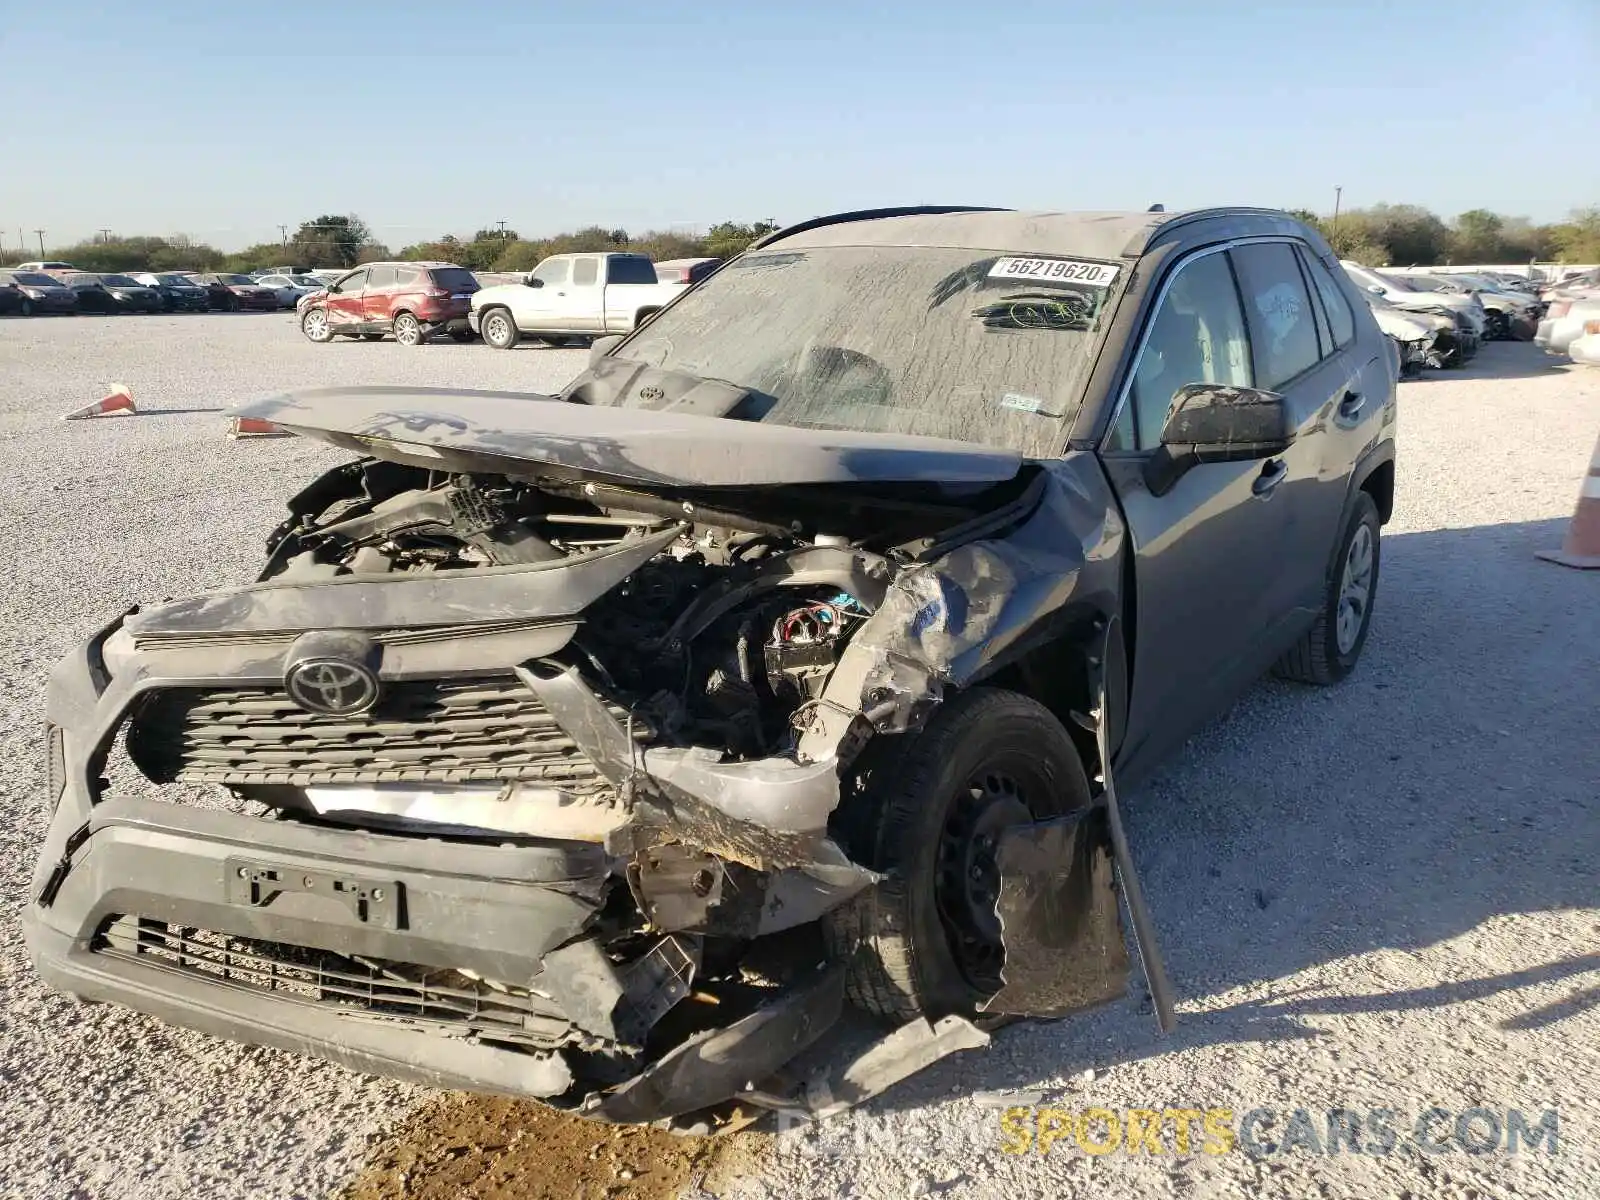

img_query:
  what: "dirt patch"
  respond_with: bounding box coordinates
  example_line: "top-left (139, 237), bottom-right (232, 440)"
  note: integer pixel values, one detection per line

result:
top-left (340, 1094), bottom-right (772, 1200)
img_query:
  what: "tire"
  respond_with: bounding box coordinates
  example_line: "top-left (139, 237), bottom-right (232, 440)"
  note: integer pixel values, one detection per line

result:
top-left (823, 688), bottom-right (1093, 1021)
top-left (393, 312), bottom-right (424, 347)
top-left (480, 307), bottom-right (520, 349)
top-left (19, 299), bottom-right (33, 317)
top-left (1274, 491), bottom-right (1380, 685)
top-left (448, 329), bottom-right (475, 343)
top-left (300, 307), bottom-right (333, 344)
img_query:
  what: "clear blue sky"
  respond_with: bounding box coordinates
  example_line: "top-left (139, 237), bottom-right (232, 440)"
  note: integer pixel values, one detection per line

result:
top-left (3, 0), bottom-right (1595, 252)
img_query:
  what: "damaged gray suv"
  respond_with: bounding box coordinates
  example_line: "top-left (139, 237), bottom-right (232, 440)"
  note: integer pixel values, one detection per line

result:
top-left (25, 206), bottom-right (1396, 1127)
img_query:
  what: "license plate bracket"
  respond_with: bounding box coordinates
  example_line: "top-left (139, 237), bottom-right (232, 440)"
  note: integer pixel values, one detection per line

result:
top-left (225, 859), bottom-right (402, 929)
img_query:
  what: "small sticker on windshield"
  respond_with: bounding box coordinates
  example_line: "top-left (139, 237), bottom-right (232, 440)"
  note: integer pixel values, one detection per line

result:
top-left (989, 257), bottom-right (1120, 287)
top-left (1000, 392), bottom-right (1059, 416)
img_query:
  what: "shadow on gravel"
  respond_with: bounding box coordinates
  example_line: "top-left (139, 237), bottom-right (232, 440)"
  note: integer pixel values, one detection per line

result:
top-left (861, 512), bottom-right (1600, 1108)
top-left (1403, 339), bottom-right (1574, 382)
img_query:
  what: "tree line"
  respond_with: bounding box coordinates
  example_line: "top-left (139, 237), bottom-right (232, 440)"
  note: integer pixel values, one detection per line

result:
top-left (0, 214), bottom-right (783, 274)
top-left (6, 205), bottom-right (1595, 275)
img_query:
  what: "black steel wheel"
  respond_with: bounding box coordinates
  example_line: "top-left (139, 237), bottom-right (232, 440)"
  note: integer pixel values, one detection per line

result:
top-left (824, 688), bottom-right (1092, 1021)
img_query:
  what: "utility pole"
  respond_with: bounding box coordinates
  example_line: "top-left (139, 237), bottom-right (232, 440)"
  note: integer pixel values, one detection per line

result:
top-left (97, 228), bottom-right (112, 244)
top-left (1331, 186), bottom-right (1343, 241)
top-left (279, 224), bottom-right (289, 246)
top-left (34, 229), bottom-right (45, 256)
top-left (497, 219), bottom-right (508, 238)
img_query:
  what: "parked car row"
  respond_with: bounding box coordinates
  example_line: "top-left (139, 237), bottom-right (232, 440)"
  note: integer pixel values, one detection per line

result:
top-left (0, 264), bottom-right (307, 315)
top-left (1533, 270), bottom-right (1600, 367)
top-left (1341, 261), bottom-right (1491, 375)
top-left (293, 252), bottom-right (721, 348)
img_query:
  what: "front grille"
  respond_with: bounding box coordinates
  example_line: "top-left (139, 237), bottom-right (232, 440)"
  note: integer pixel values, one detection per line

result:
top-left (94, 916), bottom-right (574, 1048)
top-left (126, 672), bottom-right (640, 788)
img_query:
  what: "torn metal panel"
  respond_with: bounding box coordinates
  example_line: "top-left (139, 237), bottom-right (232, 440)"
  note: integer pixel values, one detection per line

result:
top-left (801, 1015), bottom-right (992, 1119)
top-left (540, 935), bottom-right (699, 1045)
top-left (980, 808), bottom-right (1130, 1016)
top-left (591, 965), bottom-right (846, 1124)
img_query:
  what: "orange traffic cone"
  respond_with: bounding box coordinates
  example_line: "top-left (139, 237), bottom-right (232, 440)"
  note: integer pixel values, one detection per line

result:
top-left (1537, 429), bottom-right (1600, 570)
top-left (62, 382), bottom-right (136, 421)
top-left (227, 416), bottom-right (291, 439)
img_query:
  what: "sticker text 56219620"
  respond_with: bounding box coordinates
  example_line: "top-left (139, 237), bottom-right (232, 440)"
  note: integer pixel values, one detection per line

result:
top-left (989, 258), bottom-right (1121, 287)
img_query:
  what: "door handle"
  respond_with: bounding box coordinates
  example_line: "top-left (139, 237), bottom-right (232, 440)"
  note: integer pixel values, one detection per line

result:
top-left (1252, 458), bottom-right (1288, 496)
top-left (1336, 390), bottom-right (1365, 425)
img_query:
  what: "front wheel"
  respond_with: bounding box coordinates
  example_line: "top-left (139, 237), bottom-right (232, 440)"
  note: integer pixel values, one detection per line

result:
top-left (393, 312), bottom-right (424, 347)
top-left (823, 688), bottom-right (1092, 1021)
top-left (1275, 491), bottom-right (1380, 685)
top-left (480, 307), bottom-right (520, 349)
top-left (19, 299), bottom-right (33, 317)
top-left (300, 307), bottom-right (333, 343)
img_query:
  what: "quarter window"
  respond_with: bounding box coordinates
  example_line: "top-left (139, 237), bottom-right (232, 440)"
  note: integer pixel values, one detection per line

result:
top-left (1230, 243), bottom-right (1321, 389)
top-left (1111, 250), bottom-right (1253, 451)
top-left (1298, 248), bottom-right (1356, 349)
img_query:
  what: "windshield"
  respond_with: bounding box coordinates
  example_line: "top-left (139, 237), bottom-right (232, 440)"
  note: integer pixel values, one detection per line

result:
top-left (101, 275), bottom-right (140, 287)
top-left (155, 274), bottom-right (195, 286)
top-left (11, 272), bottom-right (59, 287)
top-left (218, 274), bottom-right (252, 285)
top-left (288, 275), bottom-right (320, 286)
top-left (610, 246), bottom-right (1120, 456)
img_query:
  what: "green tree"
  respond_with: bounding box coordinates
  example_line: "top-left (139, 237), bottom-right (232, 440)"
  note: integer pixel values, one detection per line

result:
top-left (290, 214), bottom-right (376, 267)
top-left (702, 220), bottom-right (780, 260)
top-left (1548, 207), bottom-right (1600, 262)
top-left (1450, 209), bottom-right (1506, 262)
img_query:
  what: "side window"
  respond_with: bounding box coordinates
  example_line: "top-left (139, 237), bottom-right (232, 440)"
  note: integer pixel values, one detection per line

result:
top-left (572, 257), bottom-right (599, 286)
top-left (1111, 250), bottom-right (1253, 451)
top-left (329, 270), bottom-right (366, 294)
top-left (531, 258), bottom-right (570, 287)
top-left (605, 255), bottom-right (658, 285)
top-left (364, 265), bottom-right (397, 290)
top-left (1298, 248), bottom-right (1356, 350)
top-left (1230, 243), bottom-right (1321, 389)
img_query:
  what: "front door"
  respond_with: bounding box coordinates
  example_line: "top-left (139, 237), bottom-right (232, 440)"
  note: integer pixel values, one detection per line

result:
top-left (514, 257), bottom-right (570, 331)
top-left (1099, 245), bottom-right (1292, 771)
top-left (323, 268), bottom-right (368, 334)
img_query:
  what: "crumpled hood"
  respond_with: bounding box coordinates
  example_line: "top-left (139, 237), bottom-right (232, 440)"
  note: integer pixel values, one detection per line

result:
top-left (1370, 306), bottom-right (1437, 340)
top-left (230, 385), bottom-right (1024, 490)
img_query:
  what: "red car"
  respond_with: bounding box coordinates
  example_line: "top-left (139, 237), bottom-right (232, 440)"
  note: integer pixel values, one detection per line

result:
top-left (188, 273), bottom-right (282, 312)
top-left (299, 261), bottom-right (479, 346)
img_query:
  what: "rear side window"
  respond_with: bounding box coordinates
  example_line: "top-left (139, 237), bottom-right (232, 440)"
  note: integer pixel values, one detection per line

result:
top-left (394, 266), bottom-right (422, 287)
top-left (1111, 249), bottom-right (1254, 451)
top-left (1298, 248), bottom-right (1356, 350)
top-left (605, 256), bottom-right (658, 285)
top-left (572, 257), bottom-right (599, 286)
top-left (365, 265), bottom-right (397, 289)
top-left (428, 267), bottom-right (477, 292)
top-left (1230, 243), bottom-right (1321, 389)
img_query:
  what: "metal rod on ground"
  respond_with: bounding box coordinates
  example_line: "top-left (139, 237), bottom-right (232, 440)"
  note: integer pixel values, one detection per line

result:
top-left (1093, 613), bottom-right (1178, 1034)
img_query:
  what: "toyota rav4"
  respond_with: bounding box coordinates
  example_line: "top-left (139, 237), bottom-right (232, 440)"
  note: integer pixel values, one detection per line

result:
top-left (25, 206), bottom-right (1396, 1129)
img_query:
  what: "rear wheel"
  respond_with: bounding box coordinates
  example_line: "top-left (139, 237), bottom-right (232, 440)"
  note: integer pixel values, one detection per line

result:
top-left (823, 688), bottom-right (1092, 1021)
top-left (480, 307), bottom-right (520, 349)
top-left (393, 312), bottom-right (424, 346)
top-left (1275, 491), bottom-right (1380, 685)
top-left (300, 307), bottom-right (333, 343)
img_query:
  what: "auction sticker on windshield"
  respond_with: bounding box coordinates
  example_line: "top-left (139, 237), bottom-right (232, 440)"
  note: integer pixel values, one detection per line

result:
top-left (989, 258), bottom-right (1121, 287)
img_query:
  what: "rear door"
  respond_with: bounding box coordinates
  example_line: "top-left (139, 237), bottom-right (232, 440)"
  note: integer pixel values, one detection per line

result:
top-left (1228, 240), bottom-right (1356, 626)
top-left (1099, 246), bottom-right (1292, 767)
top-left (323, 268), bottom-right (368, 332)
top-left (360, 265), bottom-right (399, 328)
top-left (566, 256), bottom-right (606, 331)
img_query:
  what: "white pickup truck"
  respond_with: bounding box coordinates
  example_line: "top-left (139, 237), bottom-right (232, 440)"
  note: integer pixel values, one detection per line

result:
top-left (469, 252), bottom-right (687, 349)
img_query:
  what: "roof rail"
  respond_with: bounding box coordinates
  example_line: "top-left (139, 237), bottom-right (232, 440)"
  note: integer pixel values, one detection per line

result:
top-left (748, 205), bottom-right (1012, 251)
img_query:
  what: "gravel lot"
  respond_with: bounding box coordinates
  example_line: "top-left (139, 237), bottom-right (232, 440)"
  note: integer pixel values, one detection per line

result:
top-left (0, 315), bottom-right (1595, 1200)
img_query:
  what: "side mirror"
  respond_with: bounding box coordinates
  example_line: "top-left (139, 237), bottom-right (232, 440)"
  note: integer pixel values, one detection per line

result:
top-left (589, 334), bottom-right (624, 366)
top-left (525, 275), bottom-right (543, 288)
top-left (1143, 383), bottom-right (1292, 496)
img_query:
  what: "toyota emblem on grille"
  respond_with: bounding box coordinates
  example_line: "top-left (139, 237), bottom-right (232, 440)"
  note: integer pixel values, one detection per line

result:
top-left (638, 385), bottom-right (664, 402)
top-left (285, 658), bottom-right (380, 715)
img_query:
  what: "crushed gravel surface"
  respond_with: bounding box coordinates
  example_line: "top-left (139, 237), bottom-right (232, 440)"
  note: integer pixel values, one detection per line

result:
top-left (1, 316), bottom-right (1596, 1200)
